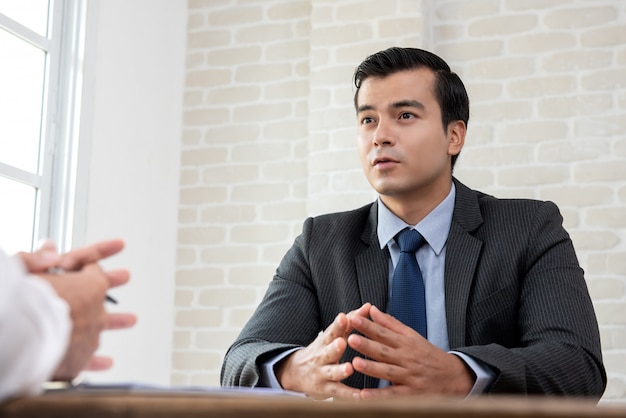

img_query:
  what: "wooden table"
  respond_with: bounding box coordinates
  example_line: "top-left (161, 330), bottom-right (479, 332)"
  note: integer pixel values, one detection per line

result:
top-left (1, 390), bottom-right (625, 418)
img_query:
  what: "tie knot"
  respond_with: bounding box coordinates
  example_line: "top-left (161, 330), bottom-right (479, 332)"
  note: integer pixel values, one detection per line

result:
top-left (396, 228), bottom-right (424, 253)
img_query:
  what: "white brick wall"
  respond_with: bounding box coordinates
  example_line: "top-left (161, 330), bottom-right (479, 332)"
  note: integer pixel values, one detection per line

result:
top-left (177, 0), bottom-right (626, 401)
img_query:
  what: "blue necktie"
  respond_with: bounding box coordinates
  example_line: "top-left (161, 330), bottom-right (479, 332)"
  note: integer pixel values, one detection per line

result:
top-left (390, 228), bottom-right (427, 337)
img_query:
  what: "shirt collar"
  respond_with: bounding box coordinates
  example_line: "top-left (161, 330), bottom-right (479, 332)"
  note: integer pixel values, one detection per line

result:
top-left (377, 182), bottom-right (456, 255)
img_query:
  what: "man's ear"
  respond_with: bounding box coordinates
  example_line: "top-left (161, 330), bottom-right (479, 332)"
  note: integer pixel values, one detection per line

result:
top-left (447, 120), bottom-right (466, 157)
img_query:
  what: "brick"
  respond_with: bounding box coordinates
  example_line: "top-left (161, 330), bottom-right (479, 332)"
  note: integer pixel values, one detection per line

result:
top-left (538, 95), bottom-right (612, 118)
top-left (236, 23), bottom-right (294, 43)
top-left (309, 149), bottom-right (361, 173)
top-left (187, 13), bottom-right (204, 30)
top-left (188, 0), bottom-right (229, 9)
top-left (620, 186), bottom-right (626, 204)
top-left (175, 290), bottom-right (194, 307)
top-left (263, 159), bottom-right (308, 180)
top-left (540, 186), bottom-right (613, 207)
top-left (260, 201), bottom-right (306, 222)
top-left (200, 246), bottom-right (258, 264)
top-left (469, 15), bottom-right (537, 36)
top-left (176, 309), bottom-right (221, 327)
top-left (228, 307), bottom-right (257, 328)
top-left (178, 207), bottom-right (198, 224)
top-left (181, 148), bottom-right (228, 166)
top-left (262, 120), bottom-right (308, 141)
top-left (509, 33), bottom-right (576, 54)
top-left (575, 161), bottom-right (626, 182)
top-left (508, 76), bottom-right (575, 98)
top-left (207, 6), bottom-right (263, 26)
top-left (268, 1), bottom-right (310, 20)
top-left (229, 265), bottom-right (277, 286)
top-left (208, 47), bottom-right (262, 67)
top-left (266, 40), bottom-right (310, 61)
top-left (456, 145), bottom-right (533, 167)
top-left (582, 25), bottom-right (626, 47)
top-left (201, 205), bottom-right (257, 223)
top-left (499, 165), bottom-right (569, 186)
top-left (570, 231), bottom-right (619, 251)
top-left (173, 331), bottom-right (191, 349)
top-left (184, 91), bottom-right (203, 107)
top-left (195, 330), bottom-right (240, 350)
top-left (545, 6), bottom-right (618, 29)
top-left (575, 116), bottom-right (626, 137)
top-left (231, 183), bottom-right (291, 202)
top-left (504, 0), bottom-right (570, 12)
top-left (586, 208), bottom-right (626, 228)
top-left (537, 140), bottom-right (606, 163)
top-left (542, 50), bottom-right (613, 72)
top-left (594, 301), bottom-right (626, 325)
top-left (176, 247), bottom-right (196, 266)
top-left (498, 121), bottom-right (568, 143)
top-left (230, 142), bottom-right (291, 163)
top-left (198, 288), bottom-right (258, 307)
top-left (379, 17), bottom-right (423, 39)
top-left (231, 223), bottom-right (290, 243)
top-left (311, 23), bottom-right (374, 46)
top-left (434, 24), bottom-right (465, 41)
top-left (265, 80), bottom-right (309, 100)
top-left (179, 187), bottom-right (227, 205)
top-left (186, 52), bottom-right (205, 69)
top-left (438, 40), bottom-right (504, 62)
top-left (179, 169), bottom-right (199, 186)
top-left (436, 0), bottom-right (500, 20)
top-left (190, 374), bottom-right (220, 386)
top-left (187, 30), bottom-right (231, 50)
top-left (204, 124), bottom-right (260, 145)
top-left (581, 69), bottom-right (626, 91)
top-left (201, 164), bottom-right (259, 184)
top-left (178, 226), bottom-right (226, 245)
top-left (176, 268), bottom-right (224, 286)
top-left (466, 82), bottom-right (502, 102)
top-left (184, 108), bottom-right (230, 126)
top-left (235, 63), bottom-right (293, 83)
top-left (172, 352), bottom-right (222, 370)
top-left (182, 129), bottom-right (202, 146)
top-left (588, 278), bottom-right (626, 300)
top-left (471, 101), bottom-right (533, 121)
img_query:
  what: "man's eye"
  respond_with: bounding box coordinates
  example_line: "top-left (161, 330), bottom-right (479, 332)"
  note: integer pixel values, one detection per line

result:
top-left (400, 112), bottom-right (415, 119)
top-left (361, 117), bottom-right (374, 124)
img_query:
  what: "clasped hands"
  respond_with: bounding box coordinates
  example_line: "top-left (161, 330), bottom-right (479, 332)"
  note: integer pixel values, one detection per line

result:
top-left (17, 239), bottom-right (136, 381)
top-left (276, 303), bottom-right (473, 400)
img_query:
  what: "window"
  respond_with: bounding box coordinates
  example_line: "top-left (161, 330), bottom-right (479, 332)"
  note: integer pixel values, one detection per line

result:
top-left (0, 0), bottom-right (85, 254)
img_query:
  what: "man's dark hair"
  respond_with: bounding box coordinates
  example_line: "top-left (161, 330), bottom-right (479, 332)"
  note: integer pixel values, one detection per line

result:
top-left (353, 47), bottom-right (469, 168)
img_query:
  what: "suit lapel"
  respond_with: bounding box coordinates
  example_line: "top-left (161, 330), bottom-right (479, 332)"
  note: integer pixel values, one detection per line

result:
top-left (353, 202), bottom-right (388, 388)
top-left (445, 179), bottom-right (484, 349)
top-left (355, 202), bottom-right (389, 310)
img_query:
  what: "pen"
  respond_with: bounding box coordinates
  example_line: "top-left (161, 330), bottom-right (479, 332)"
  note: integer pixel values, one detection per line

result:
top-left (47, 267), bottom-right (118, 304)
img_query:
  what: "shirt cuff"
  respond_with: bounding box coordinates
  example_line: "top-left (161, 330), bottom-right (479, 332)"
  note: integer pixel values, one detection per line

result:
top-left (450, 351), bottom-right (496, 396)
top-left (261, 347), bottom-right (302, 389)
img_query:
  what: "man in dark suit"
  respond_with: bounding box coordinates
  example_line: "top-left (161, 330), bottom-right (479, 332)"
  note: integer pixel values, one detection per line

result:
top-left (220, 47), bottom-right (606, 400)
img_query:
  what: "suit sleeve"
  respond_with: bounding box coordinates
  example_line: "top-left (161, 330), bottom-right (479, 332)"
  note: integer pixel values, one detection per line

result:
top-left (0, 250), bottom-right (71, 401)
top-left (454, 201), bottom-right (606, 398)
top-left (220, 217), bottom-right (323, 387)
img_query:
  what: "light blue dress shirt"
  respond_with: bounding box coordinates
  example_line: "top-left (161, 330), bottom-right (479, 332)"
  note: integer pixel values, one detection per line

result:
top-left (377, 183), bottom-right (494, 393)
top-left (263, 183), bottom-right (494, 394)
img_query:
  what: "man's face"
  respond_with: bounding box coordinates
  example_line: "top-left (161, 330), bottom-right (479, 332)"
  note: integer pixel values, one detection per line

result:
top-left (356, 68), bottom-right (464, 207)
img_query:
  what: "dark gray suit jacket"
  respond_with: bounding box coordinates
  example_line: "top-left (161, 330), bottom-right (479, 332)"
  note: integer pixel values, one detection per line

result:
top-left (220, 178), bottom-right (606, 397)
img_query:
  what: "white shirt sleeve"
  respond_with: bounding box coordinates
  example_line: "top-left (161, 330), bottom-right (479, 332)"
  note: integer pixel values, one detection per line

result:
top-left (0, 249), bottom-right (71, 401)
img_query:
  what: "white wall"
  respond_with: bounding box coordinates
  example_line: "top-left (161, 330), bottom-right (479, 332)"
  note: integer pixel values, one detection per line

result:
top-left (75, 0), bottom-right (186, 385)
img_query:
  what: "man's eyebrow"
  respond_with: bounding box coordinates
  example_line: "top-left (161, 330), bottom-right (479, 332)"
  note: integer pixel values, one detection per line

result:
top-left (356, 100), bottom-right (425, 114)
top-left (391, 99), bottom-right (425, 110)
top-left (356, 104), bottom-right (375, 113)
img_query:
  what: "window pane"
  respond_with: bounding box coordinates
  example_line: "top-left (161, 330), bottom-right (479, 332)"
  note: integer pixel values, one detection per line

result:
top-left (0, 176), bottom-right (36, 254)
top-left (0, 0), bottom-right (50, 37)
top-left (0, 28), bottom-right (46, 174)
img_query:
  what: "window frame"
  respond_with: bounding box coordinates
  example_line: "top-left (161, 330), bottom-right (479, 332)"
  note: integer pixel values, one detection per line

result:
top-left (0, 0), bottom-right (87, 252)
